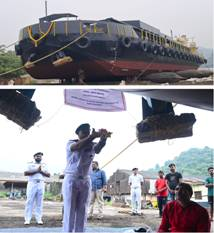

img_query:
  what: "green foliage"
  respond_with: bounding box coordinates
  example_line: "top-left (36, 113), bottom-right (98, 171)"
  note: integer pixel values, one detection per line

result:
top-left (104, 200), bottom-right (112, 206)
top-left (148, 147), bottom-right (214, 178)
top-left (43, 192), bottom-right (61, 201)
top-left (0, 45), bottom-right (26, 78)
top-left (0, 192), bottom-right (7, 198)
top-left (43, 192), bottom-right (55, 201)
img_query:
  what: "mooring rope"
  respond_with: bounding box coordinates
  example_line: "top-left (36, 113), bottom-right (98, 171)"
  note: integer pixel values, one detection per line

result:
top-left (0, 32), bottom-right (88, 77)
top-left (101, 138), bottom-right (138, 169)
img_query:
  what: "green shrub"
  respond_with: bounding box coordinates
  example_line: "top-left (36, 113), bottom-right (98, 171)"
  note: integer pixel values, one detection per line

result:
top-left (0, 46), bottom-right (26, 78)
top-left (43, 192), bottom-right (55, 201)
top-left (0, 192), bottom-right (7, 198)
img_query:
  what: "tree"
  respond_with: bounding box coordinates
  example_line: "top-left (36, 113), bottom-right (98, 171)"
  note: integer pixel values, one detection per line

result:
top-left (147, 147), bottom-right (214, 178)
top-left (0, 45), bottom-right (26, 78)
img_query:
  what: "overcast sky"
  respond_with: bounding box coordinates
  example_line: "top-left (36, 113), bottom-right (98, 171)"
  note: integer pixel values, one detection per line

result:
top-left (0, 0), bottom-right (213, 48)
top-left (0, 88), bottom-right (213, 178)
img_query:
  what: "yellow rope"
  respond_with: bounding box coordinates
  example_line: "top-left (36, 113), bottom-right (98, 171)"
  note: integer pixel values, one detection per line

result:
top-left (0, 41), bottom-right (18, 49)
top-left (101, 138), bottom-right (137, 169)
top-left (27, 22), bottom-right (54, 47)
top-left (0, 65), bottom-right (26, 77)
top-left (0, 41), bottom-right (18, 55)
top-left (0, 32), bottom-right (88, 77)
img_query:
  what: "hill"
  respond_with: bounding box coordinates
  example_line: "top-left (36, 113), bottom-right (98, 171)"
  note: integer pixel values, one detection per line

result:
top-left (198, 47), bottom-right (213, 68)
top-left (147, 146), bottom-right (213, 178)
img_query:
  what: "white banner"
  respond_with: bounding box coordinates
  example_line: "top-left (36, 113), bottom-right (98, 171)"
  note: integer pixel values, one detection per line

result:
top-left (64, 89), bottom-right (126, 112)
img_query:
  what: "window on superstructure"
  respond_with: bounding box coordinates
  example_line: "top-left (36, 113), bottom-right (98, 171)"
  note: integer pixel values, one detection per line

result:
top-left (96, 23), bottom-right (108, 34)
top-left (142, 30), bottom-right (146, 40)
top-left (158, 36), bottom-right (161, 45)
top-left (162, 37), bottom-right (165, 46)
top-left (146, 32), bottom-right (150, 41)
top-left (147, 32), bottom-right (151, 41)
top-left (151, 33), bottom-right (154, 43)
top-left (154, 34), bottom-right (157, 43)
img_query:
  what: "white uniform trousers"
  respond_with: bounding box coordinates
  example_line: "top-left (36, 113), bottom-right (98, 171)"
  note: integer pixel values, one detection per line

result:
top-left (24, 180), bottom-right (45, 222)
top-left (131, 187), bottom-right (141, 214)
top-left (62, 174), bottom-right (91, 232)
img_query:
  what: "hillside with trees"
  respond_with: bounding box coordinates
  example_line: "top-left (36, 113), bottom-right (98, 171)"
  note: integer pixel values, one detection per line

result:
top-left (148, 147), bottom-right (213, 178)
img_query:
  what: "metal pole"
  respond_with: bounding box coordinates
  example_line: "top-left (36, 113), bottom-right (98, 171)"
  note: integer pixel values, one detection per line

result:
top-left (170, 29), bottom-right (173, 39)
top-left (45, 0), bottom-right (48, 16)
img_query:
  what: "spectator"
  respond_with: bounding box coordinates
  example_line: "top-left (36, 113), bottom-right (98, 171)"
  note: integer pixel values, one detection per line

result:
top-left (165, 163), bottom-right (182, 201)
top-left (128, 168), bottom-right (144, 215)
top-left (205, 167), bottom-right (214, 221)
top-left (158, 182), bottom-right (210, 232)
top-left (24, 152), bottom-right (50, 225)
top-left (155, 171), bottom-right (168, 217)
top-left (88, 161), bottom-right (107, 219)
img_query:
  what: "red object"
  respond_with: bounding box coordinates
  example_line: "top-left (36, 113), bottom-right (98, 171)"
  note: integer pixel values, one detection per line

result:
top-left (26, 60), bottom-right (198, 81)
top-left (158, 200), bottom-right (211, 232)
top-left (155, 178), bottom-right (168, 197)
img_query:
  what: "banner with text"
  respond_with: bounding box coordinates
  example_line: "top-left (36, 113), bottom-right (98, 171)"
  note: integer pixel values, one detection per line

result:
top-left (64, 89), bottom-right (126, 112)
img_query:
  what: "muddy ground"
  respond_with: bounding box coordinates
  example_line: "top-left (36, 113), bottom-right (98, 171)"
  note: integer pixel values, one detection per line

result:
top-left (0, 199), bottom-right (161, 230)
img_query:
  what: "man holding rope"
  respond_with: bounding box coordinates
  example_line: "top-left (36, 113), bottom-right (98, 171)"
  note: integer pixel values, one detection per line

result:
top-left (62, 123), bottom-right (111, 232)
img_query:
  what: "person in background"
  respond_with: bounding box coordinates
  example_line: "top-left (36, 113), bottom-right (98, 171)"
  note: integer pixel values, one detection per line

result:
top-left (205, 167), bottom-right (214, 221)
top-left (59, 173), bottom-right (65, 223)
top-left (24, 152), bottom-right (50, 225)
top-left (128, 168), bottom-right (144, 216)
top-left (88, 161), bottom-right (107, 219)
top-left (165, 163), bottom-right (182, 201)
top-left (62, 123), bottom-right (110, 232)
top-left (158, 182), bottom-right (210, 232)
top-left (155, 171), bottom-right (168, 217)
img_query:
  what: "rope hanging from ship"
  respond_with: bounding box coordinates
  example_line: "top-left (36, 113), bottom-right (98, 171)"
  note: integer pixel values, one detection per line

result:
top-left (0, 41), bottom-right (18, 54)
top-left (0, 31), bottom-right (89, 77)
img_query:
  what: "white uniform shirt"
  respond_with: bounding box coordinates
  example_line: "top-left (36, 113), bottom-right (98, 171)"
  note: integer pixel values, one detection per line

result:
top-left (128, 174), bottom-right (144, 188)
top-left (64, 140), bottom-right (96, 178)
top-left (26, 161), bottom-right (48, 182)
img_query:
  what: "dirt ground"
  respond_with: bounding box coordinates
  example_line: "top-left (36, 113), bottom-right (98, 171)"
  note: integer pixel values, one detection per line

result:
top-left (0, 199), bottom-right (161, 230)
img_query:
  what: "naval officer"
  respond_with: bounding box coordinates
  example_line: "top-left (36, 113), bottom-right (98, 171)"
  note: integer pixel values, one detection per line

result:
top-left (24, 152), bottom-right (50, 225)
top-left (62, 123), bottom-right (110, 232)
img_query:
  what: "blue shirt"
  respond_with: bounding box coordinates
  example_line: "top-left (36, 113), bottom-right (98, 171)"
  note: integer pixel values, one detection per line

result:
top-left (90, 169), bottom-right (106, 191)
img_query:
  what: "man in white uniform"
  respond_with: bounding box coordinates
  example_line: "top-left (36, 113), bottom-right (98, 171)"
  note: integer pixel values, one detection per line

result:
top-left (24, 152), bottom-right (50, 225)
top-left (128, 168), bottom-right (144, 215)
top-left (62, 123), bottom-right (110, 232)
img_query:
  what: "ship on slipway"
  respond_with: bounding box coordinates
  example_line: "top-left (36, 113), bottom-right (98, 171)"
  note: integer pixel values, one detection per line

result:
top-left (15, 13), bottom-right (207, 82)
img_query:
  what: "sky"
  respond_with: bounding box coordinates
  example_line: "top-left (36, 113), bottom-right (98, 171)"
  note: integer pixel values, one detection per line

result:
top-left (0, 88), bottom-right (213, 178)
top-left (0, 0), bottom-right (213, 49)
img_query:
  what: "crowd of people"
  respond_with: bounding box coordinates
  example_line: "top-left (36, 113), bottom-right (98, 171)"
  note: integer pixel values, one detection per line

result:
top-left (23, 123), bottom-right (213, 232)
top-left (126, 163), bottom-right (212, 232)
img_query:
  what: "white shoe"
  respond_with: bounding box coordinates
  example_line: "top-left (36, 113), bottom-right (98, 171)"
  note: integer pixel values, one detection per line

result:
top-left (37, 220), bottom-right (43, 225)
top-left (24, 221), bottom-right (30, 225)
